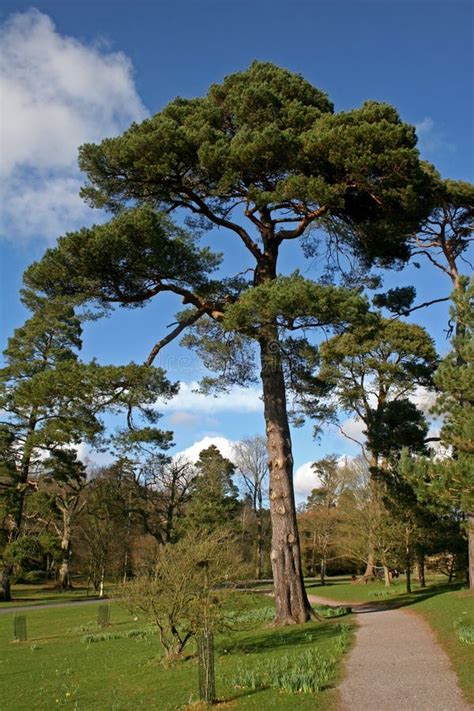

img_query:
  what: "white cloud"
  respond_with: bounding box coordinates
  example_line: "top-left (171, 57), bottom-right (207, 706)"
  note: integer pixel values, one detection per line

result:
top-left (409, 386), bottom-right (437, 415)
top-left (294, 461), bottom-right (321, 497)
top-left (75, 442), bottom-right (114, 471)
top-left (0, 9), bottom-right (147, 242)
top-left (159, 381), bottom-right (263, 415)
top-left (338, 417), bottom-right (366, 446)
top-left (173, 436), bottom-right (238, 466)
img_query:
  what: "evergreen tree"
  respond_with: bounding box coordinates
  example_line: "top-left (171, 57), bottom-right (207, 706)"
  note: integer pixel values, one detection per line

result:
top-left (23, 62), bottom-right (433, 622)
top-left (183, 446), bottom-right (239, 534)
top-left (401, 280), bottom-right (473, 588)
top-left (0, 299), bottom-right (176, 601)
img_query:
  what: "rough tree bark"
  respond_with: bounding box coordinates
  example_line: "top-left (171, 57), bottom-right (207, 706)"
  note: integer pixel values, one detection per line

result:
top-left (260, 331), bottom-right (314, 624)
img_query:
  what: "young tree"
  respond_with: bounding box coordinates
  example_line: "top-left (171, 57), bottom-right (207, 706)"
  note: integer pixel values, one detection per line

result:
top-left (24, 62), bottom-right (433, 623)
top-left (234, 436), bottom-right (269, 579)
top-left (120, 531), bottom-right (242, 660)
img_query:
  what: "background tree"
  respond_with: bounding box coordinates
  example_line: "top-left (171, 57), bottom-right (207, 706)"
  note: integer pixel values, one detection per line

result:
top-left (40, 450), bottom-right (89, 590)
top-left (401, 280), bottom-right (474, 588)
top-left (317, 316), bottom-right (437, 576)
top-left (0, 297), bottom-right (176, 601)
top-left (299, 456), bottom-right (347, 584)
top-left (24, 62), bottom-right (433, 623)
top-left (182, 446), bottom-right (239, 535)
top-left (234, 436), bottom-right (269, 579)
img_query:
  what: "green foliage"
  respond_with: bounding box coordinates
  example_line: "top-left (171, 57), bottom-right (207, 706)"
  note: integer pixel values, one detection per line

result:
top-left (182, 446), bottom-right (240, 535)
top-left (75, 61), bottom-right (431, 264)
top-left (318, 317), bottom-right (437, 455)
top-left (372, 286), bottom-right (416, 316)
top-left (222, 273), bottom-right (368, 333)
top-left (24, 206), bottom-right (221, 308)
top-left (400, 280), bottom-right (473, 518)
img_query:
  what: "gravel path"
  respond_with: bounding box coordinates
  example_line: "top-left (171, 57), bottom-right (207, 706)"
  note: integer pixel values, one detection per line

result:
top-left (309, 593), bottom-right (472, 711)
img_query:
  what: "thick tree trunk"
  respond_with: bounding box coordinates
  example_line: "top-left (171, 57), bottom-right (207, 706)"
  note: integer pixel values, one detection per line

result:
top-left (468, 513), bottom-right (474, 591)
top-left (260, 334), bottom-right (314, 625)
top-left (383, 565), bottom-right (391, 588)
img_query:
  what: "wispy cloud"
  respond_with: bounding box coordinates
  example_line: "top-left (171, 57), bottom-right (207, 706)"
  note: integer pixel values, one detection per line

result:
top-left (415, 116), bottom-right (454, 157)
top-left (158, 381), bottom-right (263, 415)
top-left (0, 9), bottom-right (147, 243)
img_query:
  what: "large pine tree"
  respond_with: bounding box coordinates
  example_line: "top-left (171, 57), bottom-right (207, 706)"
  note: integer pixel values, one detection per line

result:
top-left (24, 62), bottom-right (433, 623)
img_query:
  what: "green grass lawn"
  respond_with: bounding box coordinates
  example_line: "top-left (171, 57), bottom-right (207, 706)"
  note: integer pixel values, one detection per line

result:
top-left (307, 575), bottom-right (474, 703)
top-left (0, 594), bottom-right (354, 710)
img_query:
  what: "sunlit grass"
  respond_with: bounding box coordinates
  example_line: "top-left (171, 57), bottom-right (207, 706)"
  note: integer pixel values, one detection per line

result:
top-left (0, 593), bottom-right (354, 710)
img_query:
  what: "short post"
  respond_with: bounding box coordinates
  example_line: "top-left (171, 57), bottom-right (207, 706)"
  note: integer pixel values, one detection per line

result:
top-left (197, 629), bottom-right (215, 705)
top-left (97, 603), bottom-right (111, 628)
top-left (13, 615), bottom-right (27, 642)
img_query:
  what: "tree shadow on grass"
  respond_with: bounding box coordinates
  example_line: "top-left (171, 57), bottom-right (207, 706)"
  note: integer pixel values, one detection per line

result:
top-left (353, 582), bottom-right (466, 614)
top-left (217, 619), bottom-right (345, 656)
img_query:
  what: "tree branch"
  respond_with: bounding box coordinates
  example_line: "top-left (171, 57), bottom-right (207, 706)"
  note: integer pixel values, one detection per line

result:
top-left (275, 205), bottom-right (329, 241)
top-left (146, 308), bottom-right (206, 366)
top-left (181, 188), bottom-right (263, 260)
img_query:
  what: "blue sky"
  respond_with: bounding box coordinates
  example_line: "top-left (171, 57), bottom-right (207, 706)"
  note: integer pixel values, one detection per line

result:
top-left (0, 1), bottom-right (472, 499)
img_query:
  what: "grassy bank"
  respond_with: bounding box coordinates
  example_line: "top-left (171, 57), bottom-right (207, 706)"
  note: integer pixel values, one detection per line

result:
top-left (0, 594), bottom-right (354, 710)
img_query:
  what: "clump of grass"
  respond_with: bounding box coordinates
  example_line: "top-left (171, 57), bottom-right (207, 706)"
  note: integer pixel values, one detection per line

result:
top-left (232, 623), bottom-right (351, 694)
top-left (454, 617), bottom-right (474, 645)
top-left (81, 627), bottom-right (155, 644)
